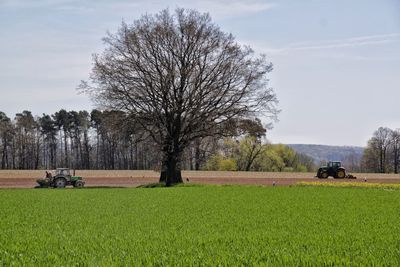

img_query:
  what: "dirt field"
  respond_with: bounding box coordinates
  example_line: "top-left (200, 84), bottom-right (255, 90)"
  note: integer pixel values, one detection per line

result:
top-left (0, 170), bottom-right (399, 188)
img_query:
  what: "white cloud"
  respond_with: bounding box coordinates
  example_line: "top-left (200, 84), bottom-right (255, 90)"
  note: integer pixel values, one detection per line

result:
top-left (0, 0), bottom-right (73, 8)
top-left (286, 33), bottom-right (400, 51)
top-left (0, 0), bottom-right (276, 17)
top-left (251, 33), bottom-right (400, 55)
top-left (178, 0), bottom-right (276, 18)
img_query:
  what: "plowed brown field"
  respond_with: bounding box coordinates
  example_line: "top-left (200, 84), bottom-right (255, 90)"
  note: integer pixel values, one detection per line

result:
top-left (0, 170), bottom-right (399, 188)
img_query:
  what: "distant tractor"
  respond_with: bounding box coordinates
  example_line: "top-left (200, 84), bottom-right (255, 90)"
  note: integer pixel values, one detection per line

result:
top-left (36, 168), bottom-right (85, 188)
top-left (316, 161), bottom-right (347, 179)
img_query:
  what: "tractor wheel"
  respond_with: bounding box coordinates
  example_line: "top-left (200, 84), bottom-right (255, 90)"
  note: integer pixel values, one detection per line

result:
top-left (336, 170), bottom-right (346, 179)
top-left (320, 172), bottom-right (329, 179)
top-left (54, 178), bottom-right (66, 188)
top-left (74, 180), bottom-right (84, 188)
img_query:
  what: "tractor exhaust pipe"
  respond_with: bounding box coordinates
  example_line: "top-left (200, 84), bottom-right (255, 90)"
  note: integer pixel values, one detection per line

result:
top-left (73, 169), bottom-right (76, 176)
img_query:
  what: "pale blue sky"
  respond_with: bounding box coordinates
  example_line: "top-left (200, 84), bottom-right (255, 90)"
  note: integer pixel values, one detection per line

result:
top-left (0, 0), bottom-right (399, 146)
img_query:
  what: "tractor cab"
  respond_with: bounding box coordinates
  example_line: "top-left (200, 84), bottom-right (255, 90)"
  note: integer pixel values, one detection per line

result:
top-left (327, 161), bottom-right (341, 169)
top-left (56, 168), bottom-right (71, 177)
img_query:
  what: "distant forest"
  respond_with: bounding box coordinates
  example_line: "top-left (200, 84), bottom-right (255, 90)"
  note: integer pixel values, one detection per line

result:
top-left (0, 109), bottom-right (162, 170)
top-left (0, 109), bottom-right (315, 172)
top-left (0, 110), bottom-right (397, 173)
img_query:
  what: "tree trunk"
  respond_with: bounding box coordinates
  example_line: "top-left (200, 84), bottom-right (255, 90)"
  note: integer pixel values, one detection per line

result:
top-left (50, 141), bottom-right (55, 169)
top-left (159, 151), bottom-right (183, 186)
top-left (35, 135), bottom-right (40, 169)
top-left (1, 137), bottom-right (6, 169)
top-left (129, 139), bottom-right (134, 170)
top-left (194, 139), bottom-right (202, 171)
top-left (59, 130), bottom-right (63, 167)
top-left (382, 148), bottom-right (386, 173)
top-left (12, 139), bottom-right (16, 169)
top-left (64, 131), bottom-right (69, 167)
top-left (394, 148), bottom-right (399, 174)
top-left (245, 145), bottom-right (262, 171)
top-left (43, 140), bottom-right (47, 169)
top-left (4, 140), bottom-right (8, 169)
top-left (159, 161), bottom-right (167, 183)
top-left (83, 131), bottom-right (90, 169)
top-left (96, 131), bottom-right (100, 169)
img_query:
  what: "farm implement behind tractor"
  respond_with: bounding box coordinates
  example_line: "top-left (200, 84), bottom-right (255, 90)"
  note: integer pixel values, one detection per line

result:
top-left (36, 168), bottom-right (85, 188)
top-left (316, 161), bottom-right (357, 179)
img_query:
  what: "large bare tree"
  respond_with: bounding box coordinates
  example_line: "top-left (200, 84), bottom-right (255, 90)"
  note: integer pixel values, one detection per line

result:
top-left (82, 9), bottom-right (278, 185)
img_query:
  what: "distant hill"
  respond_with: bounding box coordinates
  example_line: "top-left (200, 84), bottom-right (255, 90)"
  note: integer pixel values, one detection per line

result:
top-left (286, 144), bottom-right (365, 165)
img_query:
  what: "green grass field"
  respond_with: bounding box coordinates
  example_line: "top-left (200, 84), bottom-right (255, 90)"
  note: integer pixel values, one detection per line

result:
top-left (1, 186), bottom-right (400, 266)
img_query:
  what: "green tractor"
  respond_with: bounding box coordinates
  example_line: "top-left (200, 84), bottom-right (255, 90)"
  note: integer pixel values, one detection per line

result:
top-left (316, 161), bottom-right (346, 179)
top-left (36, 168), bottom-right (85, 188)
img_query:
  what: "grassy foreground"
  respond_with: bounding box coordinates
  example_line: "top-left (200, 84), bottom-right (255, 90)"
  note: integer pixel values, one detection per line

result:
top-left (298, 181), bottom-right (400, 190)
top-left (1, 186), bottom-right (400, 266)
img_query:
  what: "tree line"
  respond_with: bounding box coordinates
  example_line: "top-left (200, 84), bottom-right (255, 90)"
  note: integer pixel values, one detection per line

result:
top-left (0, 109), bottom-right (315, 172)
top-left (204, 138), bottom-right (314, 172)
top-left (362, 127), bottom-right (400, 173)
top-left (0, 109), bottom-right (152, 170)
